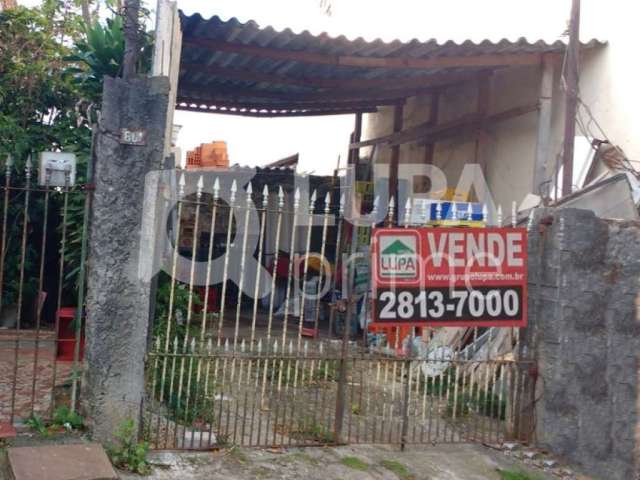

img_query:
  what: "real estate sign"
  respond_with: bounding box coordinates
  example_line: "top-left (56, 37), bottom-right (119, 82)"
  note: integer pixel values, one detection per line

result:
top-left (372, 227), bottom-right (528, 327)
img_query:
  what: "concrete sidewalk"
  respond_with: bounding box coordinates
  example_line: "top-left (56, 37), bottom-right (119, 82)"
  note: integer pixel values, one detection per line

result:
top-left (120, 444), bottom-right (567, 480)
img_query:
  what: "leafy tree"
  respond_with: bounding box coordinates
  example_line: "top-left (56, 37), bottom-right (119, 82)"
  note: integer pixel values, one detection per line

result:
top-left (0, 2), bottom-right (85, 161)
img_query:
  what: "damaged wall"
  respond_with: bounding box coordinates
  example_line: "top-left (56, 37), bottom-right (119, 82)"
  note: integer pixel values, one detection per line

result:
top-left (524, 207), bottom-right (640, 480)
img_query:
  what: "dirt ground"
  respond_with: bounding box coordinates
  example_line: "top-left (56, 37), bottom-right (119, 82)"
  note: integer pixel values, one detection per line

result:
top-left (118, 444), bottom-right (576, 480)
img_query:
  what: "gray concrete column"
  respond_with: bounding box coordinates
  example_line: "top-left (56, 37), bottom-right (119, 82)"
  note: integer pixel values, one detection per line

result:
top-left (84, 76), bottom-right (170, 442)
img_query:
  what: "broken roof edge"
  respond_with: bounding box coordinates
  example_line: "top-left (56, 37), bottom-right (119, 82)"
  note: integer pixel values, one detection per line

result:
top-left (179, 11), bottom-right (606, 49)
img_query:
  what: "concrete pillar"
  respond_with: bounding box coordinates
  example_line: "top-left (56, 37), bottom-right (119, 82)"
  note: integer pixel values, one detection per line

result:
top-left (84, 76), bottom-right (170, 442)
top-left (522, 207), bottom-right (640, 480)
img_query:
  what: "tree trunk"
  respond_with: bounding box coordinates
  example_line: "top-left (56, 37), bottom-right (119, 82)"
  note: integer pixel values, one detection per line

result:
top-left (80, 0), bottom-right (91, 26)
top-left (122, 0), bottom-right (141, 79)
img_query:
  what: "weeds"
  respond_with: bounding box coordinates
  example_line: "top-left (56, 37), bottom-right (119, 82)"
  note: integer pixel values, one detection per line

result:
top-left (107, 419), bottom-right (151, 475)
top-left (24, 407), bottom-right (85, 436)
top-left (25, 415), bottom-right (48, 436)
top-left (52, 406), bottom-right (84, 430)
top-left (496, 469), bottom-right (538, 480)
top-left (340, 456), bottom-right (369, 471)
top-left (227, 446), bottom-right (248, 464)
top-left (381, 459), bottom-right (414, 480)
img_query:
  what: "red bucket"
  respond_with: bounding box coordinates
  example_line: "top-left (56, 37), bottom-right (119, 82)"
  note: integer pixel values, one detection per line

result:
top-left (57, 307), bottom-right (85, 361)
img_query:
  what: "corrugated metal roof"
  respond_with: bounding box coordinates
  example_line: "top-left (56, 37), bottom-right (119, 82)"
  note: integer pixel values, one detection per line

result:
top-left (177, 12), bottom-right (604, 117)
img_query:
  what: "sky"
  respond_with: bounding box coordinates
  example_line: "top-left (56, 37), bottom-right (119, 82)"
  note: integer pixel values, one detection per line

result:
top-left (21, 0), bottom-right (609, 174)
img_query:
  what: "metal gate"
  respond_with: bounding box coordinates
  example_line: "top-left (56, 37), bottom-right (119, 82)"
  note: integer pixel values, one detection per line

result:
top-left (0, 154), bottom-right (90, 428)
top-left (143, 171), bottom-right (535, 449)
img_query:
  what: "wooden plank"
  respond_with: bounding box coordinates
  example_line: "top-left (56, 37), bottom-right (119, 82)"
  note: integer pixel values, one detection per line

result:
top-left (349, 113), bottom-right (363, 165)
top-left (389, 102), bottom-right (404, 222)
top-left (180, 62), bottom-right (494, 90)
top-left (177, 81), bottom-right (439, 104)
top-left (183, 37), bottom-right (545, 70)
top-left (474, 74), bottom-right (492, 174)
top-left (416, 103), bottom-right (539, 146)
top-left (176, 96), bottom-right (387, 111)
top-left (350, 103), bottom-right (539, 149)
top-left (175, 103), bottom-right (376, 117)
top-left (422, 91), bottom-right (440, 165)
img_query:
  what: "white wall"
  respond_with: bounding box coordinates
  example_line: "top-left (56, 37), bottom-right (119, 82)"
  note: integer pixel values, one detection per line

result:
top-left (362, 65), bottom-right (550, 209)
top-left (579, 4), bottom-right (640, 165)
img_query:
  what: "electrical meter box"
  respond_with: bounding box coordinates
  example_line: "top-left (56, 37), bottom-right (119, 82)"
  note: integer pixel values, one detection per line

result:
top-left (38, 152), bottom-right (77, 187)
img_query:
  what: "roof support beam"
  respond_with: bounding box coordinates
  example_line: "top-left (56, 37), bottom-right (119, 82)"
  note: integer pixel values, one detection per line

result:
top-left (180, 62), bottom-right (494, 90)
top-left (183, 37), bottom-right (545, 69)
top-left (389, 102), bottom-right (404, 223)
top-left (350, 103), bottom-right (539, 149)
top-left (176, 96), bottom-right (385, 111)
top-left (177, 82), bottom-right (440, 103)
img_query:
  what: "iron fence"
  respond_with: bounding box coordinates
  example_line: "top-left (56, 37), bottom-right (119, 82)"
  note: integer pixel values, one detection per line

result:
top-left (144, 171), bottom-right (536, 449)
top-left (145, 338), bottom-right (534, 450)
top-left (0, 154), bottom-right (90, 428)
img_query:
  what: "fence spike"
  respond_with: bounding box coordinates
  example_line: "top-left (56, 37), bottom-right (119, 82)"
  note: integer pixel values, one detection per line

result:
top-left (230, 179), bottom-right (237, 203)
top-left (173, 336), bottom-right (179, 352)
top-left (241, 338), bottom-right (246, 352)
top-left (224, 338), bottom-right (230, 352)
top-left (310, 189), bottom-right (317, 205)
top-left (5, 154), bottom-right (12, 176)
top-left (178, 172), bottom-right (185, 197)
top-left (304, 341), bottom-right (308, 355)
top-left (213, 177), bottom-right (220, 199)
top-left (497, 204), bottom-right (503, 226)
top-left (388, 196), bottom-right (395, 220)
top-left (482, 203), bottom-right (488, 223)
top-left (196, 175), bottom-right (204, 197)
top-left (206, 338), bottom-right (213, 353)
top-left (403, 198), bottom-right (412, 226)
top-left (25, 155), bottom-right (32, 178)
top-left (273, 339), bottom-right (278, 353)
top-left (372, 195), bottom-right (380, 217)
top-left (511, 201), bottom-right (517, 227)
top-left (257, 338), bottom-right (263, 353)
top-left (466, 202), bottom-right (473, 221)
top-left (451, 201), bottom-right (458, 220)
top-left (324, 191), bottom-right (331, 213)
top-left (190, 337), bottom-right (196, 352)
top-left (436, 202), bottom-right (442, 221)
top-left (288, 340), bottom-right (294, 354)
top-left (278, 185), bottom-right (285, 208)
top-left (262, 185), bottom-right (269, 207)
top-left (294, 187), bottom-right (301, 208)
top-left (339, 193), bottom-right (345, 214)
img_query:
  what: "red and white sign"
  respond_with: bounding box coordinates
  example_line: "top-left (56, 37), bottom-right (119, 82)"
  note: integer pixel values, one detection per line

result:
top-left (372, 227), bottom-right (528, 327)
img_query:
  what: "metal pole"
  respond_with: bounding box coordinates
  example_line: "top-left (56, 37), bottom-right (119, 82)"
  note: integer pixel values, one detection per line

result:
top-left (561, 0), bottom-right (581, 197)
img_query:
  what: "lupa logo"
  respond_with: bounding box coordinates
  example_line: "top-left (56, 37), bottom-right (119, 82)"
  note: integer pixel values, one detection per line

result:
top-left (378, 233), bottom-right (419, 279)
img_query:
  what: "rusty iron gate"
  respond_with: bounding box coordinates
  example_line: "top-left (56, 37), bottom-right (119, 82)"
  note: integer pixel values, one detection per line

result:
top-left (143, 171), bottom-right (536, 450)
top-left (0, 154), bottom-right (90, 429)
